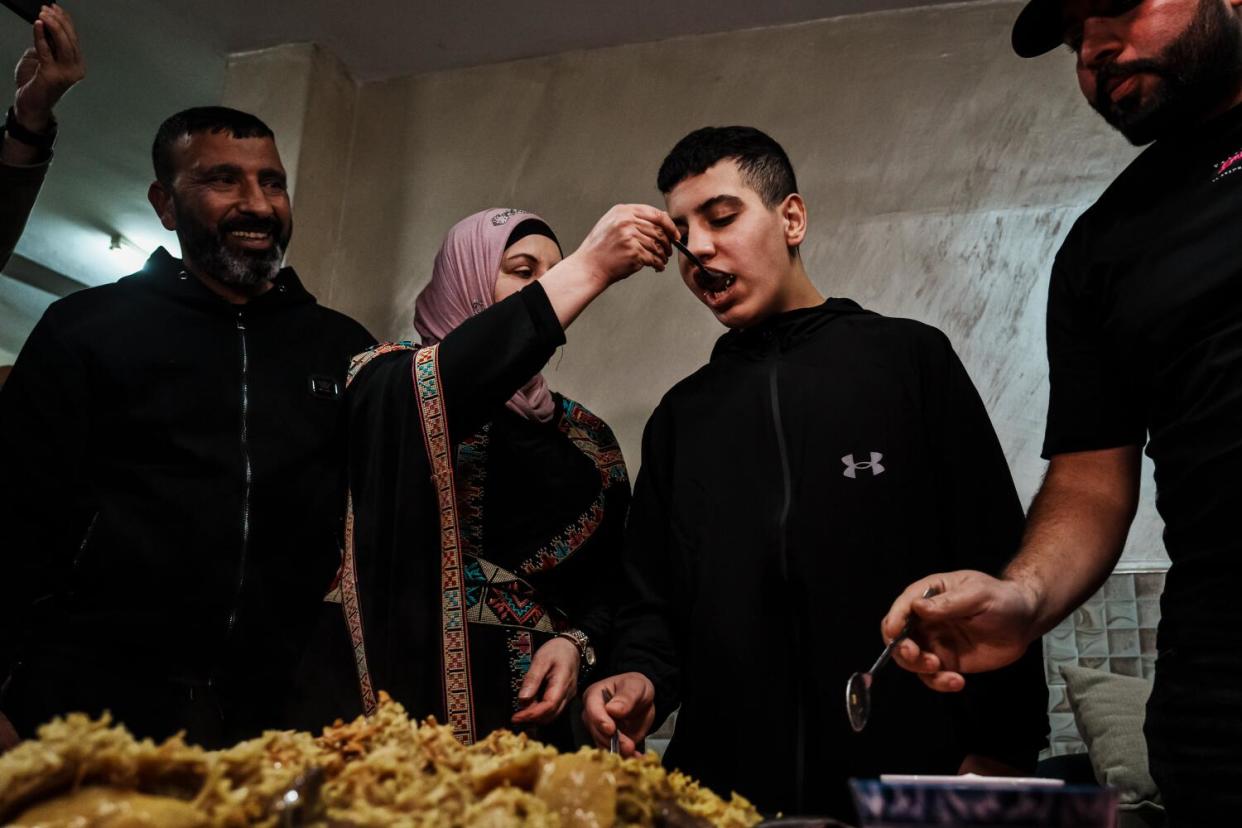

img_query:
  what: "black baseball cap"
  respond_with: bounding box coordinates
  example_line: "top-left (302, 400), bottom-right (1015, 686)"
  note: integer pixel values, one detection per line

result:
top-left (1012, 0), bottom-right (1065, 58)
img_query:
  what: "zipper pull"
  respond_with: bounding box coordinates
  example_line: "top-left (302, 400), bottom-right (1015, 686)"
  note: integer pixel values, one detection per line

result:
top-left (761, 329), bottom-right (778, 355)
top-left (236, 311), bottom-right (246, 331)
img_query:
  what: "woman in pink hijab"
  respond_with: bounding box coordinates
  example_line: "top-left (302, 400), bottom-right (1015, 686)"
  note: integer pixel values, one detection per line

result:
top-left (413, 209), bottom-right (563, 423)
top-left (305, 204), bottom-right (675, 749)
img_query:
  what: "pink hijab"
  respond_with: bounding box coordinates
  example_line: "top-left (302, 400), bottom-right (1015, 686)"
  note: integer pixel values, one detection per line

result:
top-left (413, 208), bottom-right (557, 423)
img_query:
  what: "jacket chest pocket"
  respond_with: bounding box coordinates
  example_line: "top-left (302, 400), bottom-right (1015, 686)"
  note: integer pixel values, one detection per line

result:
top-left (89, 359), bottom-right (238, 475)
top-left (107, 358), bottom-right (217, 425)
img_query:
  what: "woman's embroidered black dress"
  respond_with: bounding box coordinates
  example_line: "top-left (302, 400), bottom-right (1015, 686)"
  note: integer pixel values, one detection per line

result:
top-left (297, 283), bottom-right (629, 749)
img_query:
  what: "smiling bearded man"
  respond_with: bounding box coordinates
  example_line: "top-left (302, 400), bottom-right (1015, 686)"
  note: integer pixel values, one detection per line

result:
top-left (580, 127), bottom-right (1049, 821)
top-left (148, 110), bottom-right (295, 298)
top-left (0, 107), bottom-right (375, 750)
top-left (170, 179), bottom-right (290, 288)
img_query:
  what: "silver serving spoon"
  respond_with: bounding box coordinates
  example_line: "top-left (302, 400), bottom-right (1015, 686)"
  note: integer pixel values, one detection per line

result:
top-left (846, 586), bottom-right (940, 733)
top-left (273, 766), bottom-right (324, 827)
top-left (671, 238), bottom-right (735, 293)
top-left (602, 689), bottom-right (620, 754)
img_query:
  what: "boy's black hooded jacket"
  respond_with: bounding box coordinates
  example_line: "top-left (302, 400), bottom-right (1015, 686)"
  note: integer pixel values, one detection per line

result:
top-left (612, 298), bottom-right (1048, 818)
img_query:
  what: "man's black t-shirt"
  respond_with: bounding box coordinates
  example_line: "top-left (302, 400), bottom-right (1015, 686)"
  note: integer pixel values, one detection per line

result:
top-left (1044, 104), bottom-right (1242, 644)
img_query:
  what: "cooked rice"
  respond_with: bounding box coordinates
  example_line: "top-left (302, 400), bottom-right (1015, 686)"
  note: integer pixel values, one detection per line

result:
top-left (0, 693), bottom-right (761, 827)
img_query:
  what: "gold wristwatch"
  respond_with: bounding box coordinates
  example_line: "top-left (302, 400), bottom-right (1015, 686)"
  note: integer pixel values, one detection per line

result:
top-left (556, 628), bottom-right (596, 671)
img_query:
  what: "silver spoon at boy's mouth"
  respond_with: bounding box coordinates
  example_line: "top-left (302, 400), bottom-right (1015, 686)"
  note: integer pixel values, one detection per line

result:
top-left (671, 238), bottom-right (735, 293)
top-left (846, 586), bottom-right (940, 733)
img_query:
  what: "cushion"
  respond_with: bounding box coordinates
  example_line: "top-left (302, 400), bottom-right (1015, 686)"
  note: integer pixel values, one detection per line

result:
top-left (1060, 664), bottom-right (1161, 806)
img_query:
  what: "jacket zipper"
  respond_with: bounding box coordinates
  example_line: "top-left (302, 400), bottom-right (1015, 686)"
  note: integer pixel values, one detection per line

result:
top-left (768, 355), bottom-right (793, 582)
top-left (214, 312), bottom-right (253, 686)
top-left (768, 343), bottom-right (806, 812)
top-left (70, 511), bottom-right (100, 576)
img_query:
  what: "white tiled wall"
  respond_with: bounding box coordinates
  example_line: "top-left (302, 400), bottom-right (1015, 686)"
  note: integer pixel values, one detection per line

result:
top-left (1042, 570), bottom-right (1166, 757)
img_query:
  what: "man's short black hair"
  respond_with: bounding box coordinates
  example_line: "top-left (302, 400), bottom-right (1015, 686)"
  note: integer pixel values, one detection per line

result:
top-left (657, 126), bottom-right (798, 208)
top-left (152, 106), bottom-right (275, 187)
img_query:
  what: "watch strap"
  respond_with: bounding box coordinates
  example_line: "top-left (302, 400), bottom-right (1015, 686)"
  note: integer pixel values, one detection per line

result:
top-left (556, 629), bottom-right (595, 670)
top-left (4, 107), bottom-right (57, 150)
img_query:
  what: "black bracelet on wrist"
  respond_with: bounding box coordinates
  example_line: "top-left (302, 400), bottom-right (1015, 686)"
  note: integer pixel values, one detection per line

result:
top-left (4, 107), bottom-right (57, 150)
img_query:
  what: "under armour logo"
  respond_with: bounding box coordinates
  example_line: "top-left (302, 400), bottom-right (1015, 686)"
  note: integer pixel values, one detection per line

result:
top-left (842, 452), bottom-right (885, 479)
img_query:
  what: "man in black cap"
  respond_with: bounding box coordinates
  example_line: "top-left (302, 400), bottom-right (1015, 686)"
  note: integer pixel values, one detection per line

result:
top-left (883, 0), bottom-right (1242, 822)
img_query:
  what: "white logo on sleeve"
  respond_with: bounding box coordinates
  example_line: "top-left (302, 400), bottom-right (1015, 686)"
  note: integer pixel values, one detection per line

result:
top-left (842, 452), bottom-right (885, 479)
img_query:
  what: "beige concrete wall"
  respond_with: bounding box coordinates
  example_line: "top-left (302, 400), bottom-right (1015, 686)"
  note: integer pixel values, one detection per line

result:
top-left (258, 1), bottom-right (1169, 567)
top-left (0, 276), bottom-right (57, 365)
top-left (222, 44), bottom-right (318, 198)
top-left (222, 43), bottom-right (360, 303)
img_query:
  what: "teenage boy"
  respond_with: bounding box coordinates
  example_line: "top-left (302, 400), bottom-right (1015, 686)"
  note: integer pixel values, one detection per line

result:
top-left (583, 126), bottom-right (1047, 818)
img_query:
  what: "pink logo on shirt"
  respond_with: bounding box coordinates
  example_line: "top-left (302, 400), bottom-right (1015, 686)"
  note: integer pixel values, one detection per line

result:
top-left (1215, 149), bottom-right (1242, 181)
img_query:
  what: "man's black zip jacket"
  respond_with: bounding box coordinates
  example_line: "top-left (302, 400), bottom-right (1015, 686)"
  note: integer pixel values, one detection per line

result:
top-left (0, 248), bottom-right (375, 747)
top-left (612, 299), bottom-right (1048, 818)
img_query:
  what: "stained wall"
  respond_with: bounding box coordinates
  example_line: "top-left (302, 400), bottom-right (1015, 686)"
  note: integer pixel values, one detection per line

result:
top-left (229, 1), bottom-right (1164, 567)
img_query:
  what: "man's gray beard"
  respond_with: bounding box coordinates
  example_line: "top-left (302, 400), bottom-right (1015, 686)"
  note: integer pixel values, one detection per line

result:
top-left (207, 243), bottom-right (285, 287)
top-left (170, 193), bottom-right (290, 288)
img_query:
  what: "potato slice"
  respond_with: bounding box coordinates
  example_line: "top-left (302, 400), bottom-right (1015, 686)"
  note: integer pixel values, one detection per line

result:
top-left (534, 752), bottom-right (618, 828)
top-left (10, 785), bottom-right (209, 828)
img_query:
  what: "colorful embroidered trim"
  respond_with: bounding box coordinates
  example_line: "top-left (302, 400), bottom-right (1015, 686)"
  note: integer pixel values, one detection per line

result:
top-left (517, 497), bottom-right (608, 575)
top-left (340, 491), bottom-right (377, 713)
top-left (456, 428), bottom-right (489, 559)
top-left (560, 399), bottom-right (628, 486)
top-left (332, 342), bottom-right (420, 716)
top-left (507, 630), bottom-right (534, 712)
top-left (516, 397), bottom-right (629, 575)
top-left (454, 426), bottom-right (568, 633)
top-left (463, 556), bottom-right (563, 632)
top-left (414, 345), bottom-right (477, 745)
top-left (347, 340), bottom-right (420, 382)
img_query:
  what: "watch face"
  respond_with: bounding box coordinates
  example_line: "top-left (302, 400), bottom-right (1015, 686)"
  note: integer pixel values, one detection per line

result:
top-left (584, 646), bottom-right (597, 668)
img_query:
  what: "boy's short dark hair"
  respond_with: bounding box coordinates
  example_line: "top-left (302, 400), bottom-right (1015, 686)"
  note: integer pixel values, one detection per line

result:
top-left (657, 126), bottom-right (798, 207)
top-left (152, 106), bottom-right (275, 187)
